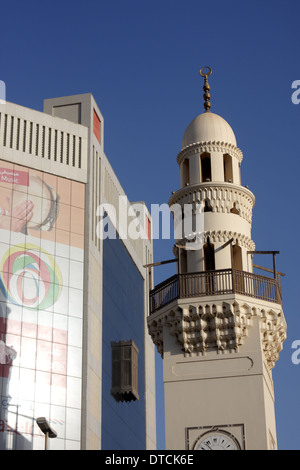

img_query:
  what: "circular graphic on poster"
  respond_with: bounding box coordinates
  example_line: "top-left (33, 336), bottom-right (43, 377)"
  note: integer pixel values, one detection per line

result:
top-left (0, 243), bottom-right (62, 310)
top-left (0, 172), bottom-right (60, 235)
top-left (11, 174), bottom-right (60, 233)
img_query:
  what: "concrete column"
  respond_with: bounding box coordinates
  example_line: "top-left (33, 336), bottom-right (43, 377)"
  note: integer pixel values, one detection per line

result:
top-left (214, 242), bottom-right (232, 270)
top-left (187, 249), bottom-right (204, 272)
top-left (210, 151), bottom-right (224, 182)
top-left (189, 154), bottom-right (201, 185)
top-left (232, 158), bottom-right (240, 185)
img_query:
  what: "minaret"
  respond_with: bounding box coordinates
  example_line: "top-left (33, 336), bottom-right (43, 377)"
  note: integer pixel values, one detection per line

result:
top-left (147, 68), bottom-right (286, 450)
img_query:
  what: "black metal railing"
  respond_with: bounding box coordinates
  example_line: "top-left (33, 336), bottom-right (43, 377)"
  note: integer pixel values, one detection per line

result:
top-left (149, 268), bottom-right (281, 314)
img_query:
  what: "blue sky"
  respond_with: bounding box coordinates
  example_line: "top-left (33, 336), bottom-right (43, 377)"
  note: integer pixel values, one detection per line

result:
top-left (1, 0), bottom-right (300, 450)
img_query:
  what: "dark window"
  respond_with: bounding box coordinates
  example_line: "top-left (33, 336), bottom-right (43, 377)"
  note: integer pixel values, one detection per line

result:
top-left (201, 153), bottom-right (211, 182)
top-left (223, 153), bottom-right (233, 182)
top-left (204, 199), bottom-right (213, 212)
top-left (111, 340), bottom-right (139, 403)
top-left (204, 240), bottom-right (215, 271)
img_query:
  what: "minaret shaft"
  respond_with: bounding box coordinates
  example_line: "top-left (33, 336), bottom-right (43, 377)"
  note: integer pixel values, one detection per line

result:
top-left (147, 69), bottom-right (286, 450)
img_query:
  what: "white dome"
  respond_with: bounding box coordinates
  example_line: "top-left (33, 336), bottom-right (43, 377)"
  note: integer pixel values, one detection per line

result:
top-left (182, 112), bottom-right (237, 149)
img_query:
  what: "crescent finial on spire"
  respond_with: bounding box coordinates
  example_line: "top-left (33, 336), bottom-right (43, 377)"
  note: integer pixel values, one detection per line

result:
top-left (200, 66), bottom-right (212, 112)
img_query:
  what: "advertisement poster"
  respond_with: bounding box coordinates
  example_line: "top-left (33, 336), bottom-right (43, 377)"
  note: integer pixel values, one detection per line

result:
top-left (0, 160), bottom-right (85, 450)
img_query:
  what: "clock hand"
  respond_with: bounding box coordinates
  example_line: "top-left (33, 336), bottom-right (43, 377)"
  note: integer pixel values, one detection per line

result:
top-left (204, 443), bottom-right (213, 450)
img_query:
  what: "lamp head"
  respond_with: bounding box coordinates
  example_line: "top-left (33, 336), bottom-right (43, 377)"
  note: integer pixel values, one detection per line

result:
top-left (36, 417), bottom-right (57, 438)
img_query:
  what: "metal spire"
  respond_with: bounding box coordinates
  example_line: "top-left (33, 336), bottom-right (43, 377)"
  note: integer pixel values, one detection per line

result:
top-left (200, 66), bottom-right (212, 112)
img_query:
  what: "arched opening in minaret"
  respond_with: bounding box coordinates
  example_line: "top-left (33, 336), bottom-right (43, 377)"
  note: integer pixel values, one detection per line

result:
top-left (204, 199), bottom-right (213, 212)
top-left (203, 239), bottom-right (215, 271)
top-left (230, 202), bottom-right (240, 215)
top-left (181, 158), bottom-right (190, 186)
top-left (232, 243), bottom-right (243, 271)
top-left (180, 249), bottom-right (187, 274)
top-left (223, 153), bottom-right (233, 183)
top-left (200, 153), bottom-right (211, 182)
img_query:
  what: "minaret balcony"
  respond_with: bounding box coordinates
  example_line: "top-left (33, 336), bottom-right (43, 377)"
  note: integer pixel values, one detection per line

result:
top-left (149, 268), bottom-right (282, 314)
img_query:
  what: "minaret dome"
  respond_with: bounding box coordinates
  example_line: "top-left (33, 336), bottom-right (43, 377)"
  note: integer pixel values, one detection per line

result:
top-left (182, 112), bottom-right (237, 149)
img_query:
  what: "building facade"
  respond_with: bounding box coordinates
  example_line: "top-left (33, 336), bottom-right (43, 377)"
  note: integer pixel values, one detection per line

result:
top-left (147, 69), bottom-right (286, 450)
top-left (0, 94), bottom-right (156, 450)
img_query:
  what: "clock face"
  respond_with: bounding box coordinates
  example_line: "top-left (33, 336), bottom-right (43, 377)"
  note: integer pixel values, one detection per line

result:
top-left (194, 431), bottom-right (240, 450)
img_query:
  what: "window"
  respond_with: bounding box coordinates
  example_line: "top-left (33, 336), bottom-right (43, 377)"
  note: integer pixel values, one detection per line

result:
top-left (232, 244), bottom-right (243, 271)
top-left (223, 154), bottom-right (233, 182)
top-left (179, 248), bottom-right (187, 274)
top-left (111, 340), bottom-right (139, 402)
top-left (200, 153), bottom-right (211, 182)
top-left (203, 239), bottom-right (215, 271)
top-left (203, 239), bottom-right (215, 293)
top-left (232, 244), bottom-right (244, 292)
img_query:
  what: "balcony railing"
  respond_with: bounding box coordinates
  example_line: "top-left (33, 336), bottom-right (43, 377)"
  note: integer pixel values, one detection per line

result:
top-left (149, 268), bottom-right (282, 314)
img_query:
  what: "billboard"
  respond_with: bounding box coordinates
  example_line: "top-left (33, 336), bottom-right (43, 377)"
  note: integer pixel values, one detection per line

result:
top-left (0, 160), bottom-right (85, 450)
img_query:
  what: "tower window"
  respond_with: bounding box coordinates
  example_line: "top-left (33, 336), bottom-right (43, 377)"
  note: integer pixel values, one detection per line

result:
top-left (111, 340), bottom-right (139, 403)
top-left (232, 244), bottom-right (243, 271)
top-left (200, 153), bottom-right (211, 182)
top-left (179, 248), bottom-right (187, 274)
top-left (203, 239), bottom-right (215, 271)
top-left (223, 154), bottom-right (233, 182)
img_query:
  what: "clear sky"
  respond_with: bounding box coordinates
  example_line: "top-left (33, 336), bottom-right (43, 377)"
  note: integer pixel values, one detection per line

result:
top-left (1, 0), bottom-right (300, 450)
